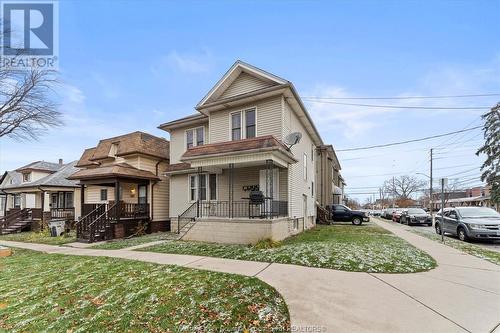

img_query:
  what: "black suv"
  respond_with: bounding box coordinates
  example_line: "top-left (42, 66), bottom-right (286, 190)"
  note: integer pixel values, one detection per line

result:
top-left (330, 204), bottom-right (370, 225)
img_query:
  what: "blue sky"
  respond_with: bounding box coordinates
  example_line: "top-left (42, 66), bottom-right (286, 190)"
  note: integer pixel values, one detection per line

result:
top-left (1, 0), bottom-right (499, 203)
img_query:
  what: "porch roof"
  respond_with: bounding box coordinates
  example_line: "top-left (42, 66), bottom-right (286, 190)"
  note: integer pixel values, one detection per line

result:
top-left (180, 136), bottom-right (297, 168)
top-left (68, 163), bottom-right (160, 181)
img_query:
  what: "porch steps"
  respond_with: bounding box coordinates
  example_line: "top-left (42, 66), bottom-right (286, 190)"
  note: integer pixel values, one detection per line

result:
top-left (1, 220), bottom-right (32, 235)
top-left (178, 219), bottom-right (197, 240)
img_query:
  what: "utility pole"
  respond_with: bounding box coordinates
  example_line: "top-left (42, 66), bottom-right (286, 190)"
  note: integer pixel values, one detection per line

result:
top-left (429, 148), bottom-right (434, 224)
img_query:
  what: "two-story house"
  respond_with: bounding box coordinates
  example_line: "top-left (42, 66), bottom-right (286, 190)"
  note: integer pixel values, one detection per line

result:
top-left (159, 61), bottom-right (328, 244)
top-left (68, 131), bottom-right (170, 243)
top-left (0, 160), bottom-right (80, 234)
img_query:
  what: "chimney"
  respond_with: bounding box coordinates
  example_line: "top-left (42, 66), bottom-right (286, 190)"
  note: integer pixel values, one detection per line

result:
top-left (58, 158), bottom-right (63, 165)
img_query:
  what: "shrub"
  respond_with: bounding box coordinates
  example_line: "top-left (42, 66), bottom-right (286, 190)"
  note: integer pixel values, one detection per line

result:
top-left (253, 238), bottom-right (282, 249)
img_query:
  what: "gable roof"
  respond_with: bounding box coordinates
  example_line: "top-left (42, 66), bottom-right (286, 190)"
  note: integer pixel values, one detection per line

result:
top-left (1, 161), bottom-right (80, 190)
top-left (16, 161), bottom-right (62, 173)
top-left (76, 131), bottom-right (169, 167)
top-left (196, 60), bottom-right (288, 108)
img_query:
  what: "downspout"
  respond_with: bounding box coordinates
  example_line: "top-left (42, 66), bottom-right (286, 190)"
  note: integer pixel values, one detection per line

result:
top-left (150, 160), bottom-right (162, 221)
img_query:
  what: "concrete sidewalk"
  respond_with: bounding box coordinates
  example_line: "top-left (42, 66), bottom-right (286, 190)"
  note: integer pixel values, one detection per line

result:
top-left (1, 220), bottom-right (499, 333)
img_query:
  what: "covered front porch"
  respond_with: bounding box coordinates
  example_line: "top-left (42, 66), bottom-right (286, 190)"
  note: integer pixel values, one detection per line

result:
top-left (68, 164), bottom-right (162, 242)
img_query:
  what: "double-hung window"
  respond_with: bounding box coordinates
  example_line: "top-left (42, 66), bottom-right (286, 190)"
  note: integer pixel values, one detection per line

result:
top-left (231, 113), bottom-right (241, 141)
top-left (186, 127), bottom-right (204, 149)
top-left (189, 174), bottom-right (217, 201)
top-left (231, 108), bottom-right (256, 141)
top-left (245, 109), bottom-right (256, 138)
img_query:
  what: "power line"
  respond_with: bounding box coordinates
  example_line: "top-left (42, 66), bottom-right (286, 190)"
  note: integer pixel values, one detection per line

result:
top-left (302, 100), bottom-right (491, 109)
top-left (337, 125), bottom-right (482, 152)
top-left (301, 93), bottom-right (500, 100)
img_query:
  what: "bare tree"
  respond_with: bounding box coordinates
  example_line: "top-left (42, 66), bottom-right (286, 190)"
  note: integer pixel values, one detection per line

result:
top-left (383, 175), bottom-right (426, 199)
top-left (0, 27), bottom-right (62, 140)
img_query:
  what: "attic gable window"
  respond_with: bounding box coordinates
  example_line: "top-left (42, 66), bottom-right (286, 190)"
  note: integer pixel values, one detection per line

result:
top-left (22, 173), bottom-right (31, 182)
top-left (109, 143), bottom-right (119, 157)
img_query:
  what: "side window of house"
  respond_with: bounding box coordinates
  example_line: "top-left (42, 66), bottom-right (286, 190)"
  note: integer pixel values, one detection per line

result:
top-left (65, 192), bottom-right (74, 208)
top-left (186, 128), bottom-right (204, 149)
top-left (311, 181), bottom-right (314, 197)
top-left (186, 130), bottom-right (194, 149)
top-left (100, 189), bottom-right (107, 201)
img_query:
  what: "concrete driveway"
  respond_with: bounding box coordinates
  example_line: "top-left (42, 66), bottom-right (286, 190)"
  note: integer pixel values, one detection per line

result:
top-left (1, 219), bottom-right (499, 333)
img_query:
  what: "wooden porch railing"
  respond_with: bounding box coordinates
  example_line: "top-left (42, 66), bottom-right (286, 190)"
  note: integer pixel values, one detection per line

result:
top-left (50, 208), bottom-right (75, 220)
top-left (0, 208), bottom-right (39, 233)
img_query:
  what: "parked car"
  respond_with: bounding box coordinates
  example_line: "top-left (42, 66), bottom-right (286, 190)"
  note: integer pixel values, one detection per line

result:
top-left (383, 208), bottom-right (396, 219)
top-left (371, 210), bottom-right (383, 216)
top-left (392, 209), bottom-right (404, 223)
top-left (400, 208), bottom-right (432, 226)
top-left (435, 207), bottom-right (500, 242)
top-left (330, 204), bottom-right (370, 225)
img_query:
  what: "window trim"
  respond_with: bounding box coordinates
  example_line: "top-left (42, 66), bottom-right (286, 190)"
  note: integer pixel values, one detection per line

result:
top-left (229, 107), bottom-right (257, 141)
top-left (185, 126), bottom-right (205, 149)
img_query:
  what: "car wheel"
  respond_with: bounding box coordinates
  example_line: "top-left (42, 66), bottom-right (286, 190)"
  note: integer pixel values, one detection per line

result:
top-left (435, 223), bottom-right (442, 235)
top-left (457, 227), bottom-right (469, 242)
top-left (352, 217), bottom-right (362, 226)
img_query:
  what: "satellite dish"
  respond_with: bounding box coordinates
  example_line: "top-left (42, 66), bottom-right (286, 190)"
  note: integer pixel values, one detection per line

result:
top-left (283, 132), bottom-right (302, 150)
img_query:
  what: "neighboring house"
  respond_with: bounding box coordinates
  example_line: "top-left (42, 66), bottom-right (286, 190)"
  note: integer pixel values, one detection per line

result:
top-left (159, 60), bottom-right (333, 244)
top-left (315, 144), bottom-right (342, 208)
top-left (68, 131), bottom-right (170, 243)
top-left (0, 160), bottom-right (80, 234)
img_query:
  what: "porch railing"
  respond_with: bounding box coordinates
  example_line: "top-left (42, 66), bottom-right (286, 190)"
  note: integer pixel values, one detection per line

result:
top-left (50, 207), bottom-right (75, 220)
top-left (198, 200), bottom-right (288, 219)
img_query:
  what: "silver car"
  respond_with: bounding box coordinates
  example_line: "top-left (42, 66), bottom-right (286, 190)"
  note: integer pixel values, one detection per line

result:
top-left (435, 207), bottom-right (500, 241)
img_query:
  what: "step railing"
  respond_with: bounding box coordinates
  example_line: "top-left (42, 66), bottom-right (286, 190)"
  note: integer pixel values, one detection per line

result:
top-left (177, 201), bottom-right (198, 234)
top-left (76, 204), bottom-right (106, 240)
top-left (0, 208), bottom-right (35, 233)
top-left (86, 203), bottom-right (117, 243)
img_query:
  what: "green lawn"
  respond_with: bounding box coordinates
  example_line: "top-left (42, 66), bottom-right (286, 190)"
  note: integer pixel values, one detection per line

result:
top-left (91, 232), bottom-right (174, 250)
top-left (0, 249), bottom-right (289, 332)
top-left (141, 224), bottom-right (437, 273)
top-left (413, 230), bottom-right (500, 265)
top-left (0, 230), bottom-right (76, 245)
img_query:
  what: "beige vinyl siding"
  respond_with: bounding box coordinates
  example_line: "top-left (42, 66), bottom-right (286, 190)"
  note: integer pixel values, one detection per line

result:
top-left (209, 96), bottom-right (283, 143)
top-left (170, 174), bottom-right (189, 217)
top-left (135, 157), bottom-right (170, 221)
top-left (86, 185), bottom-right (115, 203)
top-left (219, 72), bottom-right (274, 100)
top-left (286, 100), bottom-right (316, 219)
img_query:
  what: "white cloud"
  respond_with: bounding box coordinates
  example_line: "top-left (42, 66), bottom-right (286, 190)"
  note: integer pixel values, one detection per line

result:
top-left (151, 50), bottom-right (213, 75)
